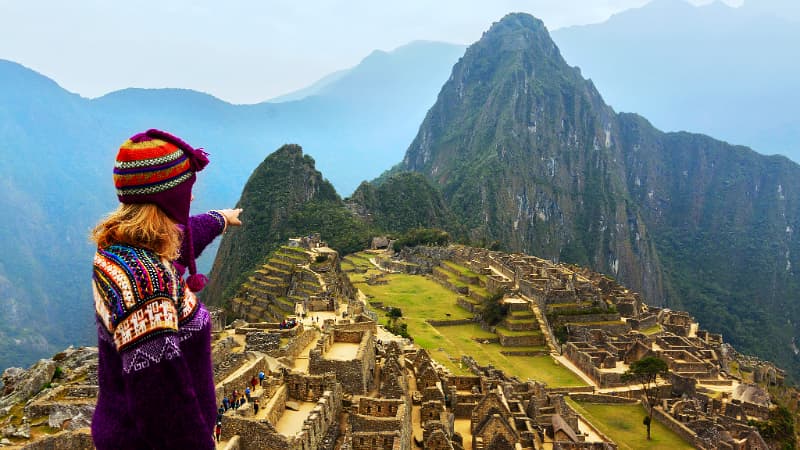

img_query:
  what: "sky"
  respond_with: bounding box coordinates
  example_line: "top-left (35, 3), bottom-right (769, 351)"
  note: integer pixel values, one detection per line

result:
top-left (0, 0), bottom-right (744, 104)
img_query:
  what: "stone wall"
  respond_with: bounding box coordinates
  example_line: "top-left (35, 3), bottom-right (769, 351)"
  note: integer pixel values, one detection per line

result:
top-left (497, 333), bottom-right (545, 347)
top-left (334, 329), bottom-right (365, 344)
top-left (426, 319), bottom-right (475, 327)
top-left (447, 376), bottom-right (482, 391)
top-left (214, 352), bottom-right (248, 382)
top-left (349, 401), bottom-right (410, 450)
top-left (351, 431), bottom-right (403, 450)
top-left (244, 332), bottom-right (281, 353)
top-left (453, 401), bottom-right (478, 419)
top-left (333, 319), bottom-right (377, 335)
top-left (286, 372), bottom-right (338, 402)
top-left (273, 328), bottom-right (318, 360)
top-left (210, 308), bottom-right (227, 332)
top-left (378, 258), bottom-right (425, 275)
top-left (562, 343), bottom-right (626, 388)
top-left (457, 297), bottom-right (478, 313)
top-left (554, 443), bottom-right (618, 450)
top-left (309, 330), bottom-right (375, 395)
top-left (262, 384), bottom-right (288, 426)
top-left (485, 275), bottom-right (513, 294)
top-left (21, 429), bottom-right (94, 450)
top-left (212, 336), bottom-right (237, 367)
top-left (500, 350), bottom-right (549, 357)
top-left (357, 398), bottom-right (405, 417)
top-left (649, 404), bottom-right (708, 449)
top-left (627, 314), bottom-right (658, 331)
top-left (568, 322), bottom-right (631, 337)
top-left (222, 382), bottom-right (342, 450)
top-left (569, 394), bottom-right (637, 404)
top-left (216, 354), bottom-right (269, 403)
top-left (554, 313), bottom-right (622, 325)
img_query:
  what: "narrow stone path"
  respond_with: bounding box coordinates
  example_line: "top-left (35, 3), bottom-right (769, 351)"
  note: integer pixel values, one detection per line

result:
top-left (292, 330), bottom-right (320, 373)
top-left (406, 367), bottom-right (423, 445)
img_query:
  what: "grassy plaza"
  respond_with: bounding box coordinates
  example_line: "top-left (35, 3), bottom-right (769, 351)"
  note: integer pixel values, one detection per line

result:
top-left (566, 399), bottom-right (695, 450)
top-left (345, 253), bottom-right (587, 387)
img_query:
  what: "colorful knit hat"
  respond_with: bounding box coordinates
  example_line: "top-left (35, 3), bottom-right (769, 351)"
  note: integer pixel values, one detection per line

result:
top-left (114, 129), bottom-right (210, 291)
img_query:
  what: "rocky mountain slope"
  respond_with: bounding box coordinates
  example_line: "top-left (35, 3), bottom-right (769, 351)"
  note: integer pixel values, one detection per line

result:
top-left (400, 13), bottom-right (800, 379)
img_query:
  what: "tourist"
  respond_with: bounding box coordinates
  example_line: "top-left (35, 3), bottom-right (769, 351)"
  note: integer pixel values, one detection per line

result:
top-left (90, 129), bottom-right (243, 449)
top-left (222, 396), bottom-right (229, 411)
top-left (253, 398), bottom-right (260, 415)
top-left (251, 375), bottom-right (258, 391)
top-left (215, 422), bottom-right (221, 443)
top-left (245, 386), bottom-right (251, 402)
top-left (258, 370), bottom-right (266, 386)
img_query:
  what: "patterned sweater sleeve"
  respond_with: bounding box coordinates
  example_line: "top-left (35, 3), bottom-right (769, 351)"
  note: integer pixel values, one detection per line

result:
top-left (93, 246), bottom-right (215, 449)
top-left (175, 211), bottom-right (226, 274)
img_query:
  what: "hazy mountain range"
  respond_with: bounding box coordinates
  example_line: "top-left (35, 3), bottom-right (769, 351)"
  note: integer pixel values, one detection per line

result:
top-left (0, 41), bottom-right (464, 371)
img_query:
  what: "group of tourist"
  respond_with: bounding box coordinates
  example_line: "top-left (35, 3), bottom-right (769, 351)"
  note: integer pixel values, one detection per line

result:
top-left (215, 371), bottom-right (268, 442)
top-left (279, 317), bottom-right (298, 329)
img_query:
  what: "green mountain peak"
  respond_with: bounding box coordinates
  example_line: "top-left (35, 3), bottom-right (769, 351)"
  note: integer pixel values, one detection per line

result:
top-left (401, 11), bottom-right (800, 380)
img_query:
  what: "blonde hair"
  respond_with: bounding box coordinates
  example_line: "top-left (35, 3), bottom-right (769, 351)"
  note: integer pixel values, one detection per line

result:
top-left (91, 203), bottom-right (182, 260)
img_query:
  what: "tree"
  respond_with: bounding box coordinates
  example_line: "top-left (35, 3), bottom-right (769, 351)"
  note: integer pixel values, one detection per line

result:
top-left (622, 356), bottom-right (669, 440)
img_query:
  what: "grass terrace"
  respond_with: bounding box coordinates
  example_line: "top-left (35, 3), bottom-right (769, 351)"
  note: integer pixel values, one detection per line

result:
top-left (566, 399), bottom-right (694, 450)
top-left (495, 327), bottom-right (542, 337)
top-left (441, 260), bottom-right (484, 281)
top-left (640, 324), bottom-right (663, 335)
top-left (359, 273), bottom-right (473, 322)
top-left (346, 253), bottom-right (587, 388)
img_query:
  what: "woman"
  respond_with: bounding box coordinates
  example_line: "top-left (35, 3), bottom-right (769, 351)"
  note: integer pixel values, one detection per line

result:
top-left (90, 129), bottom-right (241, 449)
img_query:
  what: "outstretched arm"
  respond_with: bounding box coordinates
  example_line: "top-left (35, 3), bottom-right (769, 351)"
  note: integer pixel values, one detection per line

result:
top-left (177, 209), bottom-right (243, 268)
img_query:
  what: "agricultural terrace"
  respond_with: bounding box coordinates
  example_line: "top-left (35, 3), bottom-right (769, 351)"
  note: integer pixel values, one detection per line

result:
top-left (342, 252), bottom-right (587, 388)
top-left (566, 399), bottom-right (695, 450)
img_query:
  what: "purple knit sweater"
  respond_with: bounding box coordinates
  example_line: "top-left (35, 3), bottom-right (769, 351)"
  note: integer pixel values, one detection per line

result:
top-left (91, 212), bottom-right (225, 449)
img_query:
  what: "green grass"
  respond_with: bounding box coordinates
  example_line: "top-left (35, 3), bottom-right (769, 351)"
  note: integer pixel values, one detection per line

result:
top-left (503, 317), bottom-right (538, 325)
top-left (495, 327), bottom-right (542, 337)
top-left (355, 268), bottom-right (586, 387)
top-left (567, 399), bottom-right (695, 450)
top-left (640, 324), bottom-right (663, 335)
top-left (441, 260), bottom-right (480, 278)
top-left (470, 285), bottom-right (491, 298)
top-left (358, 273), bottom-right (473, 322)
top-left (342, 253), bottom-right (383, 284)
top-left (566, 321), bottom-right (626, 326)
top-left (342, 253), bottom-right (375, 270)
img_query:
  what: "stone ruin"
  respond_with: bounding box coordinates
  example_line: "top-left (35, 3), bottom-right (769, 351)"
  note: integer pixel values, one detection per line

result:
top-left (1, 242), bottom-right (794, 449)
